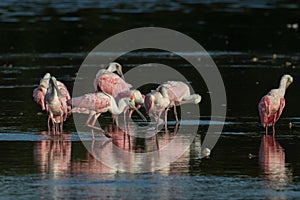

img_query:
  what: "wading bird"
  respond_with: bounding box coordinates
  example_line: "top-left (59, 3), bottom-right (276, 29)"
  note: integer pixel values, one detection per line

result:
top-left (258, 74), bottom-right (293, 135)
top-left (157, 81), bottom-right (201, 122)
top-left (45, 76), bottom-right (71, 133)
top-left (144, 86), bottom-right (170, 129)
top-left (114, 89), bottom-right (145, 124)
top-left (93, 62), bottom-right (132, 97)
top-left (68, 92), bottom-right (146, 139)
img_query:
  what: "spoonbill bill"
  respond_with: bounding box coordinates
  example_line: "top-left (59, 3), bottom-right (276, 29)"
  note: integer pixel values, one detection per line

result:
top-left (44, 76), bottom-right (71, 133)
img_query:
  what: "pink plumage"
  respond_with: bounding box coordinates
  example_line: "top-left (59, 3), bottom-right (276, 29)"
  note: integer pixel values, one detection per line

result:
top-left (68, 92), bottom-right (137, 139)
top-left (95, 73), bottom-right (132, 97)
top-left (33, 73), bottom-right (70, 112)
top-left (33, 87), bottom-right (46, 110)
top-left (68, 93), bottom-right (111, 114)
top-left (157, 81), bottom-right (201, 122)
top-left (258, 74), bottom-right (293, 135)
top-left (258, 96), bottom-right (285, 128)
top-left (94, 63), bottom-right (132, 97)
top-left (144, 94), bottom-right (154, 115)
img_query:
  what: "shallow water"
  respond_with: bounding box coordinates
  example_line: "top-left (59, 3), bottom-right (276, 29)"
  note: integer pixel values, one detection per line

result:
top-left (1, 0), bottom-right (300, 199)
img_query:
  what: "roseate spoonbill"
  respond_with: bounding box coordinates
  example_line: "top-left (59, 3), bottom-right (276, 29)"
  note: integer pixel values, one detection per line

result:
top-left (258, 74), bottom-right (293, 135)
top-left (67, 92), bottom-right (145, 139)
top-left (93, 62), bottom-right (132, 97)
top-left (114, 89), bottom-right (145, 124)
top-left (157, 81), bottom-right (201, 122)
top-left (45, 76), bottom-right (70, 134)
top-left (33, 73), bottom-right (70, 111)
top-left (144, 86), bottom-right (170, 130)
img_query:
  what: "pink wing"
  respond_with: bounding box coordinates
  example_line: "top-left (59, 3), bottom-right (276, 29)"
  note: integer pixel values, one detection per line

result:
top-left (274, 98), bottom-right (285, 123)
top-left (33, 86), bottom-right (46, 110)
top-left (258, 95), bottom-right (270, 127)
top-left (57, 81), bottom-right (71, 118)
top-left (159, 81), bottom-right (189, 102)
top-left (68, 93), bottom-right (111, 113)
top-left (95, 73), bottom-right (132, 97)
top-left (144, 94), bottom-right (154, 114)
top-left (57, 81), bottom-right (71, 101)
top-left (115, 90), bottom-right (133, 103)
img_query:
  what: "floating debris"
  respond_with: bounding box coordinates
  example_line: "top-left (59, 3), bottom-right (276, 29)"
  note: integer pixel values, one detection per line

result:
top-left (248, 153), bottom-right (257, 159)
top-left (252, 57), bottom-right (258, 62)
top-left (289, 122), bottom-right (295, 129)
top-left (285, 61), bottom-right (292, 67)
top-left (201, 147), bottom-right (211, 158)
top-left (287, 23), bottom-right (299, 30)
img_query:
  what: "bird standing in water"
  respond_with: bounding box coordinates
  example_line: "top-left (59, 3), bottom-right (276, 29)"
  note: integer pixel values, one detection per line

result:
top-left (94, 62), bottom-right (145, 124)
top-left (258, 74), bottom-right (293, 135)
top-left (144, 86), bottom-right (170, 129)
top-left (44, 76), bottom-right (70, 134)
top-left (114, 89), bottom-right (145, 125)
top-left (68, 92), bottom-right (145, 139)
top-left (157, 81), bottom-right (201, 122)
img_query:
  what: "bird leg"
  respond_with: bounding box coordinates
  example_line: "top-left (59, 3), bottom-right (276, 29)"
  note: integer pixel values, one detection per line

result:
top-left (265, 126), bottom-right (268, 135)
top-left (272, 125), bottom-right (275, 137)
top-left (47, 116), bottom-right (51, 133)
top-left (86, 113), bottom-right (111, 139)
top-left (173, 106), bottom-right (179, 122)
top-left (60, 119), bottom-right (63, 133)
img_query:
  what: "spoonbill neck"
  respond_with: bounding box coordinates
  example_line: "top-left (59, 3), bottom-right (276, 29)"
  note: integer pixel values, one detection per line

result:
top-left (109, 98), bottom-right (129, 115)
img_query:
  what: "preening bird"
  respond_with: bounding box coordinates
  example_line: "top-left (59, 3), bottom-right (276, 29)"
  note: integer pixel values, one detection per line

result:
top-left (93, 62), bottom-right (132, 97)
top-left (258, 74), bottom-right (293, 135)
top-left (44, 76), bottom-right (70, 133)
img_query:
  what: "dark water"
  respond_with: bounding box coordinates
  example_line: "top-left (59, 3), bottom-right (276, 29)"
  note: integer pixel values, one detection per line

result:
top-left (1, 0), bottom-right (300, 199)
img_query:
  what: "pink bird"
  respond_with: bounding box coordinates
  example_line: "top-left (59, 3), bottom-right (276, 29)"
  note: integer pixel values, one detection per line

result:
top-left (67, 92), bottom-right (145, 139)
top-left (94, 62), bottom-right (146, 124)
top-left (144, 86), bottom-right (170, 129)
top-left (114, 89), bottom-right (145, 124)
top-left (45, 76), bottom-right (71, 134)
top-left (157, 81), bottom-right (201, 122)
top-left (33, 73), bottom-right (70, 111)
top-left (258, 74), bottom-right (293, 135)
top-left (93, 62), bottom-right (132, 97)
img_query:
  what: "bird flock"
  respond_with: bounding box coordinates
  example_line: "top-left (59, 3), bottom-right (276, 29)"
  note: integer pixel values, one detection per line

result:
top-left (33, 62), bottom-right (201, 138)
top-left (33, 62), bottom-right (293, 138)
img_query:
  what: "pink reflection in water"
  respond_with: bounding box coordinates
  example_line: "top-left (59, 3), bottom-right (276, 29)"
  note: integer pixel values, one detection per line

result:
top-left (259, 135), bottom-right (291, 191)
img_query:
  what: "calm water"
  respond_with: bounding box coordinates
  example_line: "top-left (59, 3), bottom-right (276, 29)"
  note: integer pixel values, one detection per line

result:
top-left (1, 0), bottom-right (300, 199)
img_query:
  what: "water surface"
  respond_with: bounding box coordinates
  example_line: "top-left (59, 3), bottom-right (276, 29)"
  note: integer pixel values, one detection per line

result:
top-left (1, 0), bottom-right (300, 199)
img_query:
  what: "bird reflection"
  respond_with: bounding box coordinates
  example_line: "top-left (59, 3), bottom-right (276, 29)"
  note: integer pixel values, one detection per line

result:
top-left (34, 122), bottom-right (189, 174)
top-left (34, 133), bottom-right (72, 175)
top-left (34, 132), bottom-right (114, 174)
top-left (259, 135), bottom-right (291, 191)
top-left (90, 123), bottom-right (182, 172)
